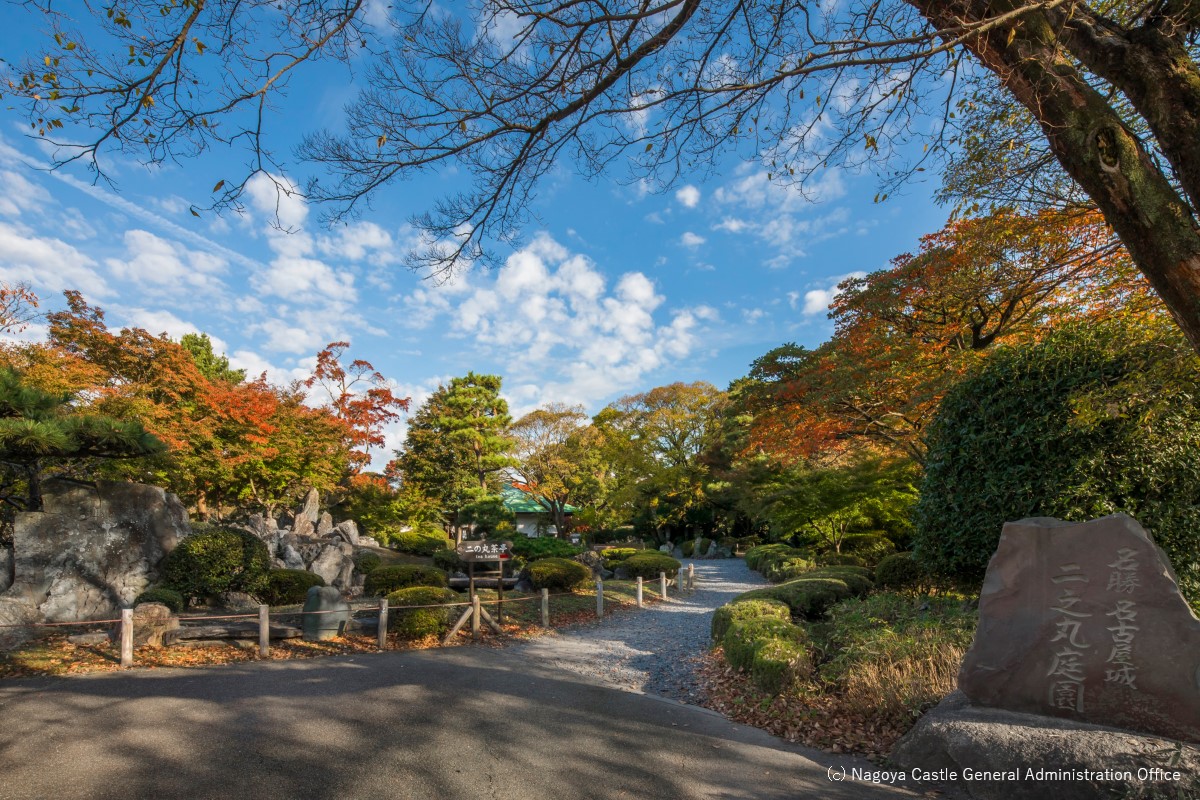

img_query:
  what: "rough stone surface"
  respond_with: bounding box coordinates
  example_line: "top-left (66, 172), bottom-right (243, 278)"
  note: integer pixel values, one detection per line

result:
top-left (704, 541), bottom-right (718, 558)
top-left (292, 514), bottom-right (315, 538)
top-left (959, 514), bottom-right (1200, 743)
top-left (280, 544), bottom-right (305, 571)
top-left (127, 602), bottom-right (180, 647)
top-left (658, 544), bottom-right (672, 553)
top-left (316, 512), bottom-right (334, 537)
top-left (4, 479), bottom-right (187, 623)
top-left (332, 520), bottom-right (359, 546)
top-left (297, 488), bottom-right (321, 526)
top-left (214, 591), bottom-right (258, 609)
top-left (0, 596), bottom-right (38, 648)
top-left (244, 513), bottom-right (278, 544)
top-left (0, 544), bottom-right (12, 593)
top-left (891, 691), bottom-right (1200, 800)
top-left (575, 550), bottom-right (606, 578)
top-left (302, 586), bottom-right (349, 641)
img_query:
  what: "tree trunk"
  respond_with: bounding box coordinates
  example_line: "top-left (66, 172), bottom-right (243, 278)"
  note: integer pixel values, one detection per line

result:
top-left (910, 1), bottom-right (1200, 351)
top-left (25, 460), bottom-right (41, 512)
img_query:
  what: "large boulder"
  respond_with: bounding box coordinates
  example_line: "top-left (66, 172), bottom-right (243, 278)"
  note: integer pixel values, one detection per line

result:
top-left (316, 512), bottom-right (334, 537)
top-left (127, 602), bottom-right (180, 647)
top-left (0, 596), bottom-right (37, 648)
top-left (296, 488), bottom-right (321, 527)
top-left (332, 520), bottom-right (360, 546)
top-left (0, 544), bottom-right (11, 593)
top-left (891, 691), bottom-right (1200, 800)
top-left (958, 514), bottom-right (1200, 743)
top-left (309, 541), bottom-right (354, 590)
top-left (5, 479), bottom-right (187, 623)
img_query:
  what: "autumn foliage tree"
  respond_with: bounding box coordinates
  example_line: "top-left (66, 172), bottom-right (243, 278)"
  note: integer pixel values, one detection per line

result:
top-left (304, 341), bottom-right (410, 473)
top-left (744, 210), bottom-right (1159, 464)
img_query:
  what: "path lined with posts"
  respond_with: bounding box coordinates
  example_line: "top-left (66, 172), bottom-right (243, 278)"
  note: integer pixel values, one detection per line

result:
top-left (509, 557), bottom-right (771, 700)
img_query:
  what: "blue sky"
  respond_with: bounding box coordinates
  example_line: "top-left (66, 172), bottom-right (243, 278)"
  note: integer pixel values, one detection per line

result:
top-left (0, 3), bottom-right (952, 464)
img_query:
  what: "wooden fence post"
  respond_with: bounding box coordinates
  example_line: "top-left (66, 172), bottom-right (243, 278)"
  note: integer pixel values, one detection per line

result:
top-left (540, 589), bottom-right (549, 628)
top-left (595, 578), bottom-right (604, 618)
top-left (471, 595), bottom-right (481, 639)
top-left (660, 571), bottom-right (668, 600)
top-left (636, 576), bottom-right (644, 608)
top-left (258, 604), bottom-right (270, 658)
top-left (377, 598), bottom-right (389, 651)
top-left (120, 608), bottom-right (133, 668)
top-left (687, 563), bottom-right (695, 591)
top-left (676, 569), bottom-right (684, 592)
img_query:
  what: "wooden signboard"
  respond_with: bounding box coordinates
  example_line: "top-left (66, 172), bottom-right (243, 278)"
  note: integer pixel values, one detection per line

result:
top-left (456, 540), bottom-right (513, 562)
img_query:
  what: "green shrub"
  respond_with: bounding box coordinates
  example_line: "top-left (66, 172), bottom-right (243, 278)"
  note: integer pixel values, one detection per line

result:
top-left (621, 552), bottom-right (682, 579)
top-left (528, 557), bottom-right (590, 591)
top-left (161, 526), bottom-right (271, 604)
top-left (510, 537), bottom-right (583, 561)
top-left (600, 547), bottom-right (640, 569)
top-left (766, 556), bottom-right (816, 583)
top-left (876, 553), bottom-right (924, 590)
top-left (679, 537), bottom-right (713, 557)
top-left (736, 535), bottom-right (762, 552)
top-left (722, 617), bottom-right (806, 671)
top-left (364, 565), bottom-right (448, 596)
top-left (133, 587), bottom-right (184, 613)
top-left (711, 598), bottom-right (792, 643)
top-left (915, 319), bottom-right (1200, 601)
top-left (744, 543), bottom-right (796, 572)
top-left (737, 577), bottom-right (853, 619)
top-left (817, 552), bottom-right (867, 567)
top-left (433, 548), bottom-right (465, 573)
top-left (391, 527), bottom-right (448, 556)
top-left (751, 637), bottom-right (811, 695)
top-left (260, 569), bottom-right (326, 606)
top-left (838, 533), bottom-right (897, 566)
top-left (804, 566), bottom-right (874, 595)
top-left (386, 586), bottom-right (462, 638)
top-left (354, 551), bottom-right (383, 576)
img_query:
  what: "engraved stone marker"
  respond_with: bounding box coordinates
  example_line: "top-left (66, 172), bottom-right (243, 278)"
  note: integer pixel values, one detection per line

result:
top-left (959, 515), bottom-right (1200, 743)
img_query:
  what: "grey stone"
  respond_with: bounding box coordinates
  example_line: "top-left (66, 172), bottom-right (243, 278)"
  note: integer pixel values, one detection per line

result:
top-left (214, 591), bottom-right (258, 610)
top-left (613, 566), bottom-right (631, 581)
top-left (959, 514), bottom-right (1200, 743)
top-left (332, 520), bottom-right (360, 546)
top-left (704, 541), bottom-right (718, 558)
top-left (658, 544), bottom-right (672, 553)
top-left (0, 596), bottom-right (37, 648)
top-left (310, 542), bottom-right (354, 589)
top-left (716, 547), bottom-right (734, 559)
top-left (292, 514), bottom-right (315, 538)
top-left (4, 479), bottom-right (187, 623)
top-left (302, 586), bottom-right (350, 641)
top-left (243, 513), bottom-right (278, 544)
top-left (514, 578), bottom-right (533, 593)
top-left (891, 691), bottom-right (1200, 800)
top-left (575, 550), bottom-right (606, 578)
top-left (127, 602), bottom-right (180, 647)
top-left (0, 544), bottom-right (11, 593)
top-left (316, 512), bottom-right (334, 537)
top-left (297, 487), bottom-right (321, 526)
top-left (281, 544), bottom-right (305, 571)
top-left (693, 537), bottom-right (704, 559)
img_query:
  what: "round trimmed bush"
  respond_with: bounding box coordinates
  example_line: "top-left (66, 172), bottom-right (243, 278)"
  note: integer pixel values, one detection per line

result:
top-left (528, 557), bottom-right (590, 591)
top-left (817, 552), bottom-right (868, 567)
top-left (364, 565), bottom-right (448, 596)
top-left (161, 526), bottom-right (271, 604)
top-left (711, 598), bottom-right (792, 643)
top-left (876, 552), bottom-right (924, 590)
top-left (914, 319), bottom-right (1200, 601)
top-left (386, 586), bottom-right (461, 638)
top-left (838, 533), bottom-right (897, 566)
top-left (511, 537), bottom-right (583, 561)
top-left (133, 587), bottom-right (184, 613)
top-left (751, 637), bottom-right (811, 694)
top-left (745, 543), bottom-right (796, 572)
top-left (390, 526), bottom-right (448, 556)
top-left (722, 617), bottom-right (806, 672)
top-left (738, 577), bottom-right (853, 619)
top-left (621, 552), bottom-right (682, 579)
top-left (260, 569), bottom-right (326, 606)
top-left (600, 547), bottom-right (640, 569)
top-left (766, 556), bottom-right (816, 583)
top-left (804, 566), bottom-right (874, 595)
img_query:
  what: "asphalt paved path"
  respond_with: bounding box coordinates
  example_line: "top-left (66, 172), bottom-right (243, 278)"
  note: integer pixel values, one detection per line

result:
top-left (0, 645), bottom-right (933, 800)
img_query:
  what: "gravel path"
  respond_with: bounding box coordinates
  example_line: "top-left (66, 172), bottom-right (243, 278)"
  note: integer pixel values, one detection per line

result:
top-left (508, 558), bottom-right (769, 701)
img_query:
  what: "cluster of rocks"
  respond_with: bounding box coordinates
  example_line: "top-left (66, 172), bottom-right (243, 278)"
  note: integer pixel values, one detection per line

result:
top-left (0, 479), bottom-right (187, 647)
top-left (235, 487), bottom-right (381, 595)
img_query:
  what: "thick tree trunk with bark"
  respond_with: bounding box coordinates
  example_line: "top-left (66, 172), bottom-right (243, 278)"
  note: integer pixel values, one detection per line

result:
top-left (911, 1), bottom-right (1200, 350)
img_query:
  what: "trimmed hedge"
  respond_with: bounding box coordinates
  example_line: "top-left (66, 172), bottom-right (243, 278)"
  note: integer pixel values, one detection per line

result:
top-left (260, 569), bottom-right (326, 606)
top-left (364, 565), bottom-right (448, 596)
top-left (711, 598), bottom-right (792, 643)
top-left (621, 552), bottom-right (682, 579)
top-left (723, 617), bottom-right (804, 671)
top-left (817, 552), bottom-right (867, 568)
top-left (745, 543), bottom-right (797, 572)
top-left (386, 586), bottom-right (462, 638)
top-left (876, 552), bottom-right (924, 590)
top-left (511, 537), bottom-right (583, 561)
top-left (839, 533), bottom-right (897, 566)
top-left (600, 547), bottom-right (640, 569)
top-left (528, 557), bottom-right (590, 591)
top-left (433, 548), bottom-right (465, 573)
top-left (737, 577), bottom-right (853, 619)
top-left (133, 587), bottom-right (184, 613)
top-left (752, 637), bottom-right (811, 695)
top-left (766, 556), bottom-right (817, 583)
top-left (161, 526), bottom-right (271, 604)
top-left (391, 527), bottom-right (448, 556)
top-left (354, 551), bottom-right (383, 576)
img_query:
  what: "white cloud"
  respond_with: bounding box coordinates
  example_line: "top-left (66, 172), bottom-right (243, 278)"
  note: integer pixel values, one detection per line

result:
top-left (245, 173), bottom-right (308, 230)
top-left (403, 233), bottom-right (714, 409)
top-left (105, 229), bottom-right (228, 295)
top-left (787, 291), bottom-right (800, 309)
top-left (675, 184), bottom-right (701, 208)
top-left (800, 271), bottom-right (866, 316)
top-left (680, 231), bottom-right (706, 248)
top-left (0, 220), bottom-right (110, 297)
top-left (714, 217), bottom-right (748, 233)
top-left (119, 307), bottom-right (228, 353)
top-left (0, 171), bottom-right (50, 217)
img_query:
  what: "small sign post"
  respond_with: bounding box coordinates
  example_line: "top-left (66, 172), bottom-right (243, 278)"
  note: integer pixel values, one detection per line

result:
top-left (454, 540), bottom-right (512, 634)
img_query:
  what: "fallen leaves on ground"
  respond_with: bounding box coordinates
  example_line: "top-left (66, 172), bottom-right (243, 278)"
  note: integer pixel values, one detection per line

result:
top-left (694, 648), bottom-right (919, 761)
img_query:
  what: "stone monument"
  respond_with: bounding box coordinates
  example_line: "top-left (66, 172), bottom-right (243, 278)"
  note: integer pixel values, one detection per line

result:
top-left (957, 514), bottom-right (1200, 744)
